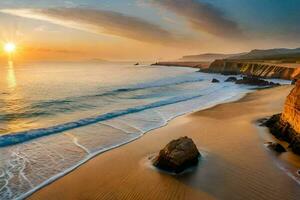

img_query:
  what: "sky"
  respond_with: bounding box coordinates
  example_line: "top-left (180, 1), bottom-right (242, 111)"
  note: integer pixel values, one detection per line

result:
top-left (0, 0), bottom-right (300, 62)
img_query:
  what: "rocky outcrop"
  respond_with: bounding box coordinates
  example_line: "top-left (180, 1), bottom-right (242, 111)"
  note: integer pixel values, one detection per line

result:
top-left (225, 77), bottom-right (237, 82)
top-left (235, 77), bottom-right (280, 86)
top-left (153, 137), bottom-right (200, 173)
top-left (212, 78), bottom-right (220, 83)
top-left (266, 142), bottom-right (286, 153)
top-left (202, 60), bottom-right (300, 80)
top-left (265, 81), bottom-right (300, 155)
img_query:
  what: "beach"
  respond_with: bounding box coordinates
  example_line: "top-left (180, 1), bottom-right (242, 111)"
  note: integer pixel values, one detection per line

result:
top-left (28, 85), bottom-right (300, 200)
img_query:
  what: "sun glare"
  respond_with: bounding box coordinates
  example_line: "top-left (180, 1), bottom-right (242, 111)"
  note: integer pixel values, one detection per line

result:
top-left (4, 42), bottom-right (16, 54)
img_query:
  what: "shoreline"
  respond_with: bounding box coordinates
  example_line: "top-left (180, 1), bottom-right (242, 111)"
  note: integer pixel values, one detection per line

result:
top-left (29, 85), bottom-right (300, 200)
top-left (19, 84), bottom-right (248, 200)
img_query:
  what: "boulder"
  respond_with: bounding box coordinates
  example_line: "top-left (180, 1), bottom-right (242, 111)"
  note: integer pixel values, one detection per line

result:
top-left (267, 142), bottom-right (286, 153)
top-left (225, 77), bottom-right (238, 82)
top-left (265, 114), bottom-right (300, 155)
top-left (153, 136), bottom-right (200, 173)
top-left (212, 78), bottom-right (220, 83)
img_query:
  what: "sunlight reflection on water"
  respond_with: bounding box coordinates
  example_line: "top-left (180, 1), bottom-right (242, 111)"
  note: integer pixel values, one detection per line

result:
top-left (7, 61), bottom-right (16, 89)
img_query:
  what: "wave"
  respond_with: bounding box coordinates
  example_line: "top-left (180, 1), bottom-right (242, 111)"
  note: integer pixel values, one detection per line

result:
top-left (85, 75), bottom-right (204, 98)
top-left (0, 90), bottom-right (214, 147)
top-left (7, 75), bottom-right (204, 121)
top-left (112, 76), bottom-right (203, 93)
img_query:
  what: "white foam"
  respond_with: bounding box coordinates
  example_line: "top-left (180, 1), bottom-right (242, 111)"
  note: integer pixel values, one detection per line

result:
top-left (16, 87), bottom-right (248, 200)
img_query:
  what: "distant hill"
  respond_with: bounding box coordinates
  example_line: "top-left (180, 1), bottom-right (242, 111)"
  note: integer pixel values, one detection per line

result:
top-left (179, 53), bottom-right (246, 62)
top-left (229, 48), bottom-right (300, 61)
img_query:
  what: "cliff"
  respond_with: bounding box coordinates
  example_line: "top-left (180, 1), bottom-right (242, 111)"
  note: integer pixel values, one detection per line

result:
top-left (203, 60), bottom-right (300, 80)
top-left (281, 81), bottom-right (300, 133)
top-left (265, 82), bottom-right (300, 154)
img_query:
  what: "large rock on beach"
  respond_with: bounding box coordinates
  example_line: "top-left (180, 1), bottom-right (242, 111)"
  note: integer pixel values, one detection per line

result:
top-left (153, 137), bottom-right (200, 173)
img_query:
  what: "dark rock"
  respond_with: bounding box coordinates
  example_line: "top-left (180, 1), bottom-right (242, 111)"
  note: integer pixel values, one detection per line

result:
top-left (225, 77), bottom-right (238, 82)
top-left (290, 136), bottom-right (300, 154)
top-left (212, 78), bottom-right (220, 83)
top-left (257, 118), bottom-right (268, 126)
top-left (264, 114), bottom-right (300, 155)
top-left (221, 71), bottom-right (239, 75)
top-left (153, 136), bottom-right (200, 173)
top-left (235, 76), bottom-right (279, 86)
top-left (291, 79), bottom-right (297, 85)
top-left (264, 114), bottom-right (281, 127)
top-left (267, 142), bottom-right (286, 153)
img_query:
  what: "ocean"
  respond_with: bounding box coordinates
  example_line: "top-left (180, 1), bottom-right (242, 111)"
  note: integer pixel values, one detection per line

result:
top-left (0, 62), bottom-right (288, 199)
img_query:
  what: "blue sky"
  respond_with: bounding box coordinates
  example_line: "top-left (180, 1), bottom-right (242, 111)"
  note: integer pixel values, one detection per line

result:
top-left (0, 0), bottom-right (299, 61)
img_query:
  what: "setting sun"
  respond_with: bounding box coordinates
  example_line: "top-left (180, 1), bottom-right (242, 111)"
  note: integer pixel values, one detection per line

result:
top-left (4, 42), bottom-right (16, 54)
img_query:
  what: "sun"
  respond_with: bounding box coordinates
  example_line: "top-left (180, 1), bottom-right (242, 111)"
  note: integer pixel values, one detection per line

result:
top-left (4, 42), bottom-right (16, 54)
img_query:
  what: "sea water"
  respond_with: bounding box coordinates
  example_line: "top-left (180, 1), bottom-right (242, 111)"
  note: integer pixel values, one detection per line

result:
top-left (0, 62), bottom-right (289, 199)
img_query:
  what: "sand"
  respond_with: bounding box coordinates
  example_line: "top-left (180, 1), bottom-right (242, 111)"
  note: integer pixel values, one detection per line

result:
top-left (28, 85), bottom-right (300, 200)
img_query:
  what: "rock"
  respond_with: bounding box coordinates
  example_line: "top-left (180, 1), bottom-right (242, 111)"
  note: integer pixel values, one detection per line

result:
top-left (153, 136), bottom-right (200, 173)
top-left (264, 114), bottom-right (281, 128)
top-left (212, 78), bottom-right (220, 83)
top-left (291, 79), bottom-right (297, 85)
top-left (235, 76), bottom-right (279, 86)
top-left (225, 77), bottom-right (237, 82)
top-left (267, 142), bottom-right (286, 153)
top-left (290, 137), bottom-right (300, 155)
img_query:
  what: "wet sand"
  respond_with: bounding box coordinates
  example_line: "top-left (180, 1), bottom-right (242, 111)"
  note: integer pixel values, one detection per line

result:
top-left (28, 85), bottom-right (300, 200)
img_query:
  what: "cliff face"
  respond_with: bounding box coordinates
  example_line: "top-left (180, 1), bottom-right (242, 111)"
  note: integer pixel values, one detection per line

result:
top-left (265, 82), bottom-right (300, 154)
top-left (281, 81), bottom-right (300, 133)
top-left (206, 60), bottom-right (300, 80)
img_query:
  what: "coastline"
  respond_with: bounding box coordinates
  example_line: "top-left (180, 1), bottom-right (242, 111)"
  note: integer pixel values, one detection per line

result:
top-left (154, 61), bottom-right (300, 80)
top-left (28, 85), bottom-right (300, 200)
top-left (18, 79), bottom-right (248, 200)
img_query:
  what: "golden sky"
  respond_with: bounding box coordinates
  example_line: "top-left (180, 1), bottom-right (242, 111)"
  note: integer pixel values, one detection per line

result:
top-left (0, 0), bottom-right (300, 62)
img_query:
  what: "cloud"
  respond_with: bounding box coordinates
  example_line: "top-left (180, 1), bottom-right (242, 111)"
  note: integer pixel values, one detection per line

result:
top-left (1, 8), bottom-right (177, 44)
top-left (26, 47), bottom-right (82, 54)
top-left (149, 0), bottom-right (244, 39)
